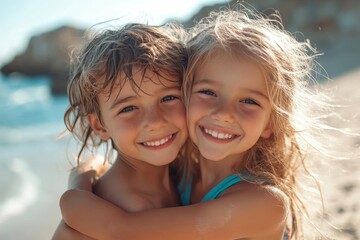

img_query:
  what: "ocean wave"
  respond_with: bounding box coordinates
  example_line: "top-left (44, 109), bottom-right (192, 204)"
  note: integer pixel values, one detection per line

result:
top-left (0, 158), bottom-right (40, 224)
top-left (0, 75), bottom-right (51, 107)
top-left (0, 123), bottom-right (66, 145)
top-left (7, 85), bottom-right (51, 106)
top-left (0, 76), bottom-right (69, 129)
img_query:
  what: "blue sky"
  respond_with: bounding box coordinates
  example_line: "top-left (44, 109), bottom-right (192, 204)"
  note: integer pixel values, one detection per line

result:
top-left (0, 0), bottom-right (227, 66)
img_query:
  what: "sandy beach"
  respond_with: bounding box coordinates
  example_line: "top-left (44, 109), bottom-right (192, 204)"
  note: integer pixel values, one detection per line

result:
top-left (0, 137), bottom-right (74, 240)
top-left (310, 69), bottom-right (360, 240)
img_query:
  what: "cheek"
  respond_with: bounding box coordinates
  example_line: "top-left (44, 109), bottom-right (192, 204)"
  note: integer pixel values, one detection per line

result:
top-left (187, 97), bottom-right (208, 123)
top-left (110, 117), bottom-right (141, 139)
top-left (164, 103), bottom-right (187, 128)
top-left (240, 111), bottom-right (269, 133)
top-left (238, 109), bottom-right (259, 121)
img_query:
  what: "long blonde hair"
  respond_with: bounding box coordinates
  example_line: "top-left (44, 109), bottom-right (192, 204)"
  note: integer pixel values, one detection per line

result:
top-left (182, 7), bottom-right (333, 239)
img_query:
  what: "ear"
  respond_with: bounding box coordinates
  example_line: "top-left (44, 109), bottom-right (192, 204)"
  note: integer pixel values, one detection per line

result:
top-left (261, 123), bottom-right (272, 139)
top-left (87, 113), bottom-right (110, 141)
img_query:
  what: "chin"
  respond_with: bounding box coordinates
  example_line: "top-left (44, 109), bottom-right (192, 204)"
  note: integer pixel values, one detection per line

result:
top-left (148, 159), bottom-right (173, 167)
top-left (162, 153), bottom-right (180, 164)
top-left (199, 149), bottom-right (227, 162)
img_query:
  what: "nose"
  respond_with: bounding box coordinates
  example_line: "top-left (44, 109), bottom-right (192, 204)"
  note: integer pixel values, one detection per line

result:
top-left (143, 106), bottom-right (166, 131)
top-left (211, 100), bottom-right (235, 123)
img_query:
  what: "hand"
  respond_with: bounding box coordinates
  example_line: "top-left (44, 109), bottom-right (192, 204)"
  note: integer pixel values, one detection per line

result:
top-left (68, 154), bottom-right (110, 191)
top-left (73, 154), bottom-right (109, 177)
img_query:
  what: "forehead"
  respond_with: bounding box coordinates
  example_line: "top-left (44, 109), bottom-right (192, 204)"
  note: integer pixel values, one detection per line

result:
top-left (196, 52), bottom-right (265, 83)
top-left (193, 51), bottom-right (270, 99)
top-left (101, 67), bottom-right (180, 100)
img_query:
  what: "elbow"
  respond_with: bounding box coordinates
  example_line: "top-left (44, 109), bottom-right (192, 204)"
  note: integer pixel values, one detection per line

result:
top-left (263, 187), bottom-right (289, 234)
top-left (272, 200), bottom-right (288, 233)
top-left (59, 189), bottom-right (82, 225)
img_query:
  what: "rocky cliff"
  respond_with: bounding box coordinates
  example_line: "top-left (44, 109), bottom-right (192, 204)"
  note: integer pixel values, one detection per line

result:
top-left (1, 26), bottom-right (85, 94)
top-left (183, 0), bottom-right (360, 43)
top-left (180, 0), bottom-right (360, 79)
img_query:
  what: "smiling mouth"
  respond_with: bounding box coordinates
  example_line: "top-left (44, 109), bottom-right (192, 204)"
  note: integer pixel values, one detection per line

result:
top-left (200, 126), bottom-right (239, 141)
top-left (141, 133), bottom-right (175, 147)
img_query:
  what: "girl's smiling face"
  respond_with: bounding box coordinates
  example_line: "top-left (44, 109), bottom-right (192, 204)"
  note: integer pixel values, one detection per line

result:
top-left (89, 67), bottom-right (188, 166)
top-left (188, 52), bottom-right (272, 162)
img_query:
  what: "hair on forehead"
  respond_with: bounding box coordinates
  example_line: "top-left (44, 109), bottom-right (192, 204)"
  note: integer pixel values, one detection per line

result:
top-left (69, 22), bottom-right (186, 108)
top-left (103, 66), bottom-right (181, 102)
top-left (78, 23), bottom-right (185, 95)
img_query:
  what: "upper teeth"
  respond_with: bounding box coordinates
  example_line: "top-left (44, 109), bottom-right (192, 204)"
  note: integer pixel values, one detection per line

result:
top-left (143, 134), bottom-right (173, 147)
top-left (203, 128), bottom-right (234, 139)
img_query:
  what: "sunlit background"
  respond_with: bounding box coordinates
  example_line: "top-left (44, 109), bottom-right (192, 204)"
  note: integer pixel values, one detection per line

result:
top-left (0, 0), bottom-right (229, 66)
top-left (0, 0), bottom-right (359, 239)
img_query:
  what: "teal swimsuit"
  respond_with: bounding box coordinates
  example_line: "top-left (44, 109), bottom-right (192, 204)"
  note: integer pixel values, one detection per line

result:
top-left (178, 173), bottom-right (289, 240)
top-left (179, 174), bottom-right (243, 205)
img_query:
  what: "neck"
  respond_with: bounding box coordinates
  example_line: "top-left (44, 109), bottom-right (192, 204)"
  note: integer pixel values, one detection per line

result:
top-left (198, 153), bottom-right (244, 188)
top-left (114, 155), bottom-right (173, 193)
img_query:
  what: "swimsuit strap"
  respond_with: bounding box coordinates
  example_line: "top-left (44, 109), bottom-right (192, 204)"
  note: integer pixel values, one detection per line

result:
top-left (179, 173), bottom-right (248, 205)
top-left (178, 172), bottom-right (267, 205)
top-left (178, 176), bottom-right (192, 206)
top-left (201, 174), bottom-right (242, 202)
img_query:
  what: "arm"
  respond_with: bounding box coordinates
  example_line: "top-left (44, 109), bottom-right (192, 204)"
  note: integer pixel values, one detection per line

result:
top-left (51, 169), bottom-right (97, 240)
top-left (61, 185), bottom-right (287, 240)
top-left (52, 220), bottom-right (96, 240)
top-left (52, 155), bottom-right (108, 239)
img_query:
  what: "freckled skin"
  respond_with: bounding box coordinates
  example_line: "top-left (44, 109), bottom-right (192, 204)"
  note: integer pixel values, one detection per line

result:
top-left (188, 53), bottom-right (272, 163)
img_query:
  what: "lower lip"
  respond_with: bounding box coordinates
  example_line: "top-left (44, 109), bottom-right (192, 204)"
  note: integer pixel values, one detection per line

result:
top-left (140, 133), bottom-right (177, 150)
top-left (200, 127), bottom-right (237, 144)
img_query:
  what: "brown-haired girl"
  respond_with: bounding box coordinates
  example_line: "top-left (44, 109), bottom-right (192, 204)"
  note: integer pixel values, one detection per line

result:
top-left (52, 23), bottom-right (188, 239)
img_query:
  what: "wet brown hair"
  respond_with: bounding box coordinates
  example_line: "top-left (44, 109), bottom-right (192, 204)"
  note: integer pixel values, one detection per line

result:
top-left (64, 23), bottom-right (187, 162)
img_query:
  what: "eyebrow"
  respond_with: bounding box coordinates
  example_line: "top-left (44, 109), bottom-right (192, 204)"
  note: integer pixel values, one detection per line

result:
top-left (244, 88), bottom-right (269, 100)
top-left (109, 86), bottom-right (180, 110)
top-left (159, 86), bottom-right (181, 92)
top-left (194, 78), bottom-right (268, 100)
top-left (110, 95), bottom-right (136, 110)
top-left (193, 79), bottom-right (219, 86)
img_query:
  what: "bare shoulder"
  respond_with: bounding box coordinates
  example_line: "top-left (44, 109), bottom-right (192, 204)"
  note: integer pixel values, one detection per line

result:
top-left (223, 181), bottom-right (288, 206)
top-left (212, 182), bottom-right (288, 238)
top-left (221, 182), bottom-right (288, 218)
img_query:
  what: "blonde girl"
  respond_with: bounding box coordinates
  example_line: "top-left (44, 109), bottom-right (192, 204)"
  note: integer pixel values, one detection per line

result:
top-left (59, 6), bottom-right (333, 240)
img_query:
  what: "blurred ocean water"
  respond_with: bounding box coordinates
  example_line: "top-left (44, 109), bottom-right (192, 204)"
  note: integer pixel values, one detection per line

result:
top-left (0, 75), bottom-right (68, 144)
top-left (0, 75), bottom-right (72, 239)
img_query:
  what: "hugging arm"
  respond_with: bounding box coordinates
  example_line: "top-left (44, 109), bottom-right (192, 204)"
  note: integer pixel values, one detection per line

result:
top-left (61, 186), bottom-right (287, 240)
top-left (52, 158), bottom-right (107, 240)
top-left (52, 220), bottom-right (95, 240)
